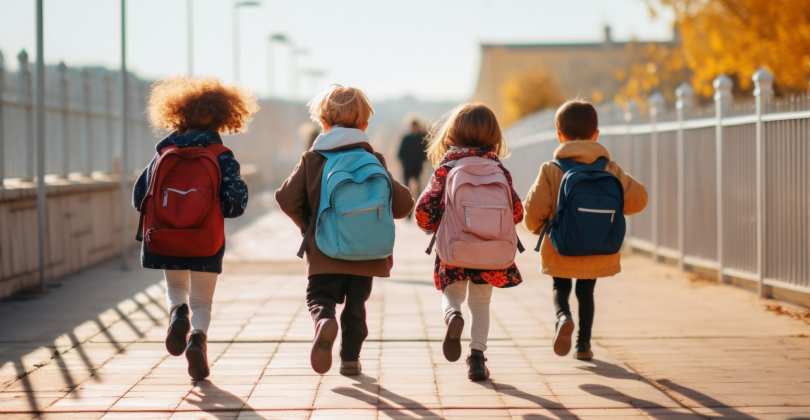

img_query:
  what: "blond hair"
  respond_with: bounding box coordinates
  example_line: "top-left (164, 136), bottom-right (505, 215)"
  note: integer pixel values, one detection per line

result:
top-left (147, 75), bottom-right (258, 134)
top-left (307, 84), bottom-right (374, 129)
top-left (426, 103), bottom-right (509, 166)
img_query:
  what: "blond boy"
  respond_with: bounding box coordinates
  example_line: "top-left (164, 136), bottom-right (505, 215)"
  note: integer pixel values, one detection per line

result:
top-left (275, 85), bottom-right (414, 375)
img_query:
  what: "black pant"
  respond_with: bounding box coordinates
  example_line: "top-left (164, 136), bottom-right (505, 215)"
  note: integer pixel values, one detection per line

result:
top-left (306, 274), bottom-right (373, 361)
top-left (552, 277), bottom-right (597, 343)
top-left (403, 170), bottom-right (421, 218)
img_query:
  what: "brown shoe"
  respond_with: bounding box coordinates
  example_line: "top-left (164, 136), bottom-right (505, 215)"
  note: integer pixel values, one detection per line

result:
top-left (166, 304), bottom-right (190, 356)
top-left (311, 319), bottom-right (338, 374)
top-left (574, 340), bottom-right (594, 360)
top-left (443, 311), bottom-right (464, 362)
top-left (552, 315), bottom-right (575, 356)
top-left (339, 360), bottom-right (362, 376)
top-left (466, 349), bottom-right (490, 382)
top-left (185, 329), bottom-right (210, 380)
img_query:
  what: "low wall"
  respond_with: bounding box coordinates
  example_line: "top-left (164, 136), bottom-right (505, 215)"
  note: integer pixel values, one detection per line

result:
top-left (0, 181), bottom-right (140, 298)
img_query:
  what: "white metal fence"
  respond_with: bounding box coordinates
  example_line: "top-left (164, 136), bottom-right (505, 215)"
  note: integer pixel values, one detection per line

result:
top-left (0, 49), bottom-right (154, 183)
top-left (504, 67), bottom-right (810, 297)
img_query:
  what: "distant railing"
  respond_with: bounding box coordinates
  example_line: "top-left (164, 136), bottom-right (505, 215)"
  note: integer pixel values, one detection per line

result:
top-left (0, 49), bottom-right (154, 184)
top-left (504, 67), bottom-right (810, 297)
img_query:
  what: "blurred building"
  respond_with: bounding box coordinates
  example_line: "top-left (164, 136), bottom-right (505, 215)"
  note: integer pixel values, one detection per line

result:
top-left (474, 26), bottom-right (674, 124)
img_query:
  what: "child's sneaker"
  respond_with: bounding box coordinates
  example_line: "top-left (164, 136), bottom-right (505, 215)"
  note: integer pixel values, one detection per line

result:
top-left (166, 303), bottom-right (190, 356)
top-left (339, 360), bottom-right (362, 376)
top-left (466, 349), bottom-right (490, 381)
top-left (574, 340), bottom-right (593, 360)
top-left (311, 318), bottom-right (338, 374)
top-left (552, 314), bottom-right (575, 356)
top-left (443, 311), bottom-right (464, 362)
top-left (185, 329), bottom-right (210, 380)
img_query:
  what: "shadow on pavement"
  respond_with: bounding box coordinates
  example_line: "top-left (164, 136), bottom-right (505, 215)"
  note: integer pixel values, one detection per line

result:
top-left (330, 373), bottom-right (442, 419)
top-left (189, 380), bottom-right (258, 419)
top-left (576, 358), bottom-right (643, 380)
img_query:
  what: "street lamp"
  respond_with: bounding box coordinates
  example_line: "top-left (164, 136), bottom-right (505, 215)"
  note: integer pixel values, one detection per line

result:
top-left (267, 33), bottom-right (289, 98)
top-left (290, 47), bottom-right (308, 101)
top-left (301, 68), bottom-right (327, 98)
top-left (233, 0), bottom-right (260, 83)
top-left (187, 0), bottom-right (194, 76)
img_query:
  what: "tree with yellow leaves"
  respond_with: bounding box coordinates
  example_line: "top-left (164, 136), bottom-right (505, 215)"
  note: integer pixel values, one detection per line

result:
top-left (623, 0), bottom-right (810, 103)
top-left (501, 68), bottom-right (564, 126)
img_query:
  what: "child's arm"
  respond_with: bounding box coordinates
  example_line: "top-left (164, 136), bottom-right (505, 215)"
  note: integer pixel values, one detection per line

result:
top-left (523, 162), bottom-right (554, 235)
top-left (274, 154), bottom-right (309, 231)
top-left (375, 152), bottom-right (415, 219)
top-left (414, 167), bottom-right (448, 232)
top-left (498, 164), bottom-right (524, 224)
top-left (219, 152), bottom-right (249, 218)
top-left (132, 155), bottom-right (157, 211)
top-left (607, 162), bottom-right (648, 215)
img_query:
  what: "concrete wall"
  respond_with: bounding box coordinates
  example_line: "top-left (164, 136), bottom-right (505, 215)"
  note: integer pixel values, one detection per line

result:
top-left (0, 182), bottom-right (139, 299)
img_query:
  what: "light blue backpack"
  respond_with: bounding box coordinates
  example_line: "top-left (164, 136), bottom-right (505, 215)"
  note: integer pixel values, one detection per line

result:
top-left (311, 149), bottom-right (395, 260)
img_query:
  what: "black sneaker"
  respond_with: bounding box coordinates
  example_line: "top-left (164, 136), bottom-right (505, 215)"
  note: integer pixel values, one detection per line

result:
top-left (185, 329), bottom-right (210, 380)
top-left (552, 314), bottom-right (575, 356)
top-left (443, 311), bottom-right (464, 362)
top-left (466, 349), bottom-right (490, 381)
top-left (574, 340), bottom-right (594, 360)
top-left (166, 303), bottom-right (190, 356)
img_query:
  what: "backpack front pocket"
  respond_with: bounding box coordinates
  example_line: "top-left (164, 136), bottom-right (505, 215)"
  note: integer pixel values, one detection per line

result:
top-left (460, 202), bottom-right (506, 240)
top-left (160, 187), bottom-right (210, 229)
top-left (335, 197), bottom-right (394, 258)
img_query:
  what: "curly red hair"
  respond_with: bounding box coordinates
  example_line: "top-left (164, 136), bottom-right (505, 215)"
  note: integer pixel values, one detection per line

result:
top-left (147, 76), bottom-right (259, 134)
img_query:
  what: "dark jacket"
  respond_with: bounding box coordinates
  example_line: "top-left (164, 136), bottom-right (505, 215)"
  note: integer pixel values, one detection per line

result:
top-left (132, 130), bottom-right (249, 273)
top-left (398, 132), bottom-right (428, 175)
top-left (275, 127), bottom-right (415, 278)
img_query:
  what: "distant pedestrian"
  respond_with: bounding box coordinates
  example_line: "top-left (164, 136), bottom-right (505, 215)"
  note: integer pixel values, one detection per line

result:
top-left (523, 100), bottom-right (648, 361)
top-left (275, 85), bottom-right (414, 376)
top-left (398, 118), bottom-right (428, 215)
top-left (416, 103), bottom-right (524, 381)
top-left (133, 76), bottom-right (257, 380)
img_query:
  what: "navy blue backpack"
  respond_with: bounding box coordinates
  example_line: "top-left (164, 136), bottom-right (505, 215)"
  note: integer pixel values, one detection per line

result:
top-left (535, 157), bottom-right (626, 256)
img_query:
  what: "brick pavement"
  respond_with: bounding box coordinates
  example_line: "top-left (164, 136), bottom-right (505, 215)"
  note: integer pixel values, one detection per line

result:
top-left (0, 213), bottom-right (808, 419)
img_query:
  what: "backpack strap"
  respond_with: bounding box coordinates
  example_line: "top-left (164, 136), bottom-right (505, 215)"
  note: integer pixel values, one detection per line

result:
top-left (206, 143), bottom-right (232, 157)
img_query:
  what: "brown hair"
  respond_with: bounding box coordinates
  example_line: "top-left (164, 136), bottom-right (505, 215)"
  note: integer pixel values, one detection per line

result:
top-left (147, 76), bottom-right (259, 134)
top-left (555, 100), bottom-right (599, 140)
top-left (426, 103), bottom-right (509, 166)
top-left (308, 84), bottom-right (375, 129)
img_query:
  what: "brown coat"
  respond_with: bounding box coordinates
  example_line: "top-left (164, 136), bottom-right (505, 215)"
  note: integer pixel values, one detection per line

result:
top-left (523, 141), bottom-right (648, 279)
top-left (275, 142), bottom-right (415, 278)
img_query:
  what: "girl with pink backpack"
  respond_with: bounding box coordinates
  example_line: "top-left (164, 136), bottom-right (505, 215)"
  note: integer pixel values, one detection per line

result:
top-left (415, 103), bottom-right (524, 381)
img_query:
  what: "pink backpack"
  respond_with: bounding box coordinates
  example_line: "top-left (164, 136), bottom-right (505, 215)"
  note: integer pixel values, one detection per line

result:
top-left (431, 157), bottom-right (522, 270)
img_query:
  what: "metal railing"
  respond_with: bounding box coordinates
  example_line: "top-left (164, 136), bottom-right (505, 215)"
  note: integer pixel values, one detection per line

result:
top-left (0, 49), bottom-right (154, 184)
top-left (504, 67), bottom-right (810, 297)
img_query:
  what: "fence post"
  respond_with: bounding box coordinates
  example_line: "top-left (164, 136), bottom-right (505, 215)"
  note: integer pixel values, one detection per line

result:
top-left (57, 62), bottom-right (69, 179)
top-left (0, 50), bottom-right (5, 185)
top-left (649, 92), bottom-right (664, 259)
top-left (713, 74), bottom-right (732, 283)
top-left (19, 50), bottom-right (34, 181)
top-left (104, 73), bottom-right (115, 174)
top-left (753, 67), bottom-right (774, 298)
top-left (83, 69), bottom-right (94, 178)
top-left (675, 83), bottom-right (694, 270)
top-left (625, 100), bottom-right (638, 239)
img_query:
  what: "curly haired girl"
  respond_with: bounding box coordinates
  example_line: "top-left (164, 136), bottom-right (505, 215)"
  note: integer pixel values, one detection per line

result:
top-left (415, 103), bottom-right (524, 381)
top-left (133, 76), bottom-right (258, 380)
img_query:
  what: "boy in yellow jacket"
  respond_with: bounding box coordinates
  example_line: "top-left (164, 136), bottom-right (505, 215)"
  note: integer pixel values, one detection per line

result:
top-left (524, 100), bottom-right (648, 360)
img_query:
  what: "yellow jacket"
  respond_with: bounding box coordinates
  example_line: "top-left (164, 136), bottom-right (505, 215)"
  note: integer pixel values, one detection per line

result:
top-left (523, 141), bottom-right (648, 279)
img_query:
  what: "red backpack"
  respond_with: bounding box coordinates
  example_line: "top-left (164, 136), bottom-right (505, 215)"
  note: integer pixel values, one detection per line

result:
top-left (137, 143), bottom-right (230, 257)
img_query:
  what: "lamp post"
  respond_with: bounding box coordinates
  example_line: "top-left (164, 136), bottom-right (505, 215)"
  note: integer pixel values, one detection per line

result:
top-left (301, 68), bottom-right (326, 98)
top-left (233, 0), bottom-right (260, 83)
top-left (35, 0), bottom-right (46, 286)
top-left (187, 0), bottom-right (194, 76)
top-left (290, 47), bottom-right (308, 101)
top-left (120, 0), bottom-right (129, 269)
top-left (267, 33), bottom-right (288, 98)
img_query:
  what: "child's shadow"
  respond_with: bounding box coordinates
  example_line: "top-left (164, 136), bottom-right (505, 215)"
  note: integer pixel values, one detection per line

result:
top-left (185, 380), bottom-right (258, 419)
top-left (331, 373), bottom-right (442, 419)
top-left (576, 358), bottom-right (643, 380)
top-left (481, 381), bottom-right (576, 419)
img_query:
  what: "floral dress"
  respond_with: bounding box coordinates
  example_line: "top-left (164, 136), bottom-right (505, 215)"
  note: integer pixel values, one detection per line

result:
top-left (415, 147), bottom-right (524, 291)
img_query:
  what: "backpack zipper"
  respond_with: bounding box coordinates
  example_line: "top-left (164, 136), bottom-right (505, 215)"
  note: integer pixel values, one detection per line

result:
top-left (163, 188), bottom-right (199, 206)
top-left (463, 205), bottom-right (506, 227)
top-left (343, 205), bottom-right (383, 220)
top-left (578, 207), bottom-right (615, 223)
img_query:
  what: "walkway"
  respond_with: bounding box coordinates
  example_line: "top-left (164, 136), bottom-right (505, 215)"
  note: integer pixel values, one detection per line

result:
top-left (0, 213), bottom-right (808, 419)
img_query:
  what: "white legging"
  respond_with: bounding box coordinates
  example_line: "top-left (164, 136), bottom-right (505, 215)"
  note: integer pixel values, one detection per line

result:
top-left (164, 270), bottom-right (218, 334)
top-left (442, 280), bottom-right (493, 352)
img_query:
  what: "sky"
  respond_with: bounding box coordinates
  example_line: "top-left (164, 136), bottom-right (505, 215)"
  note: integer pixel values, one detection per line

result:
top-left (0, 0), bottom-right (674, 102)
